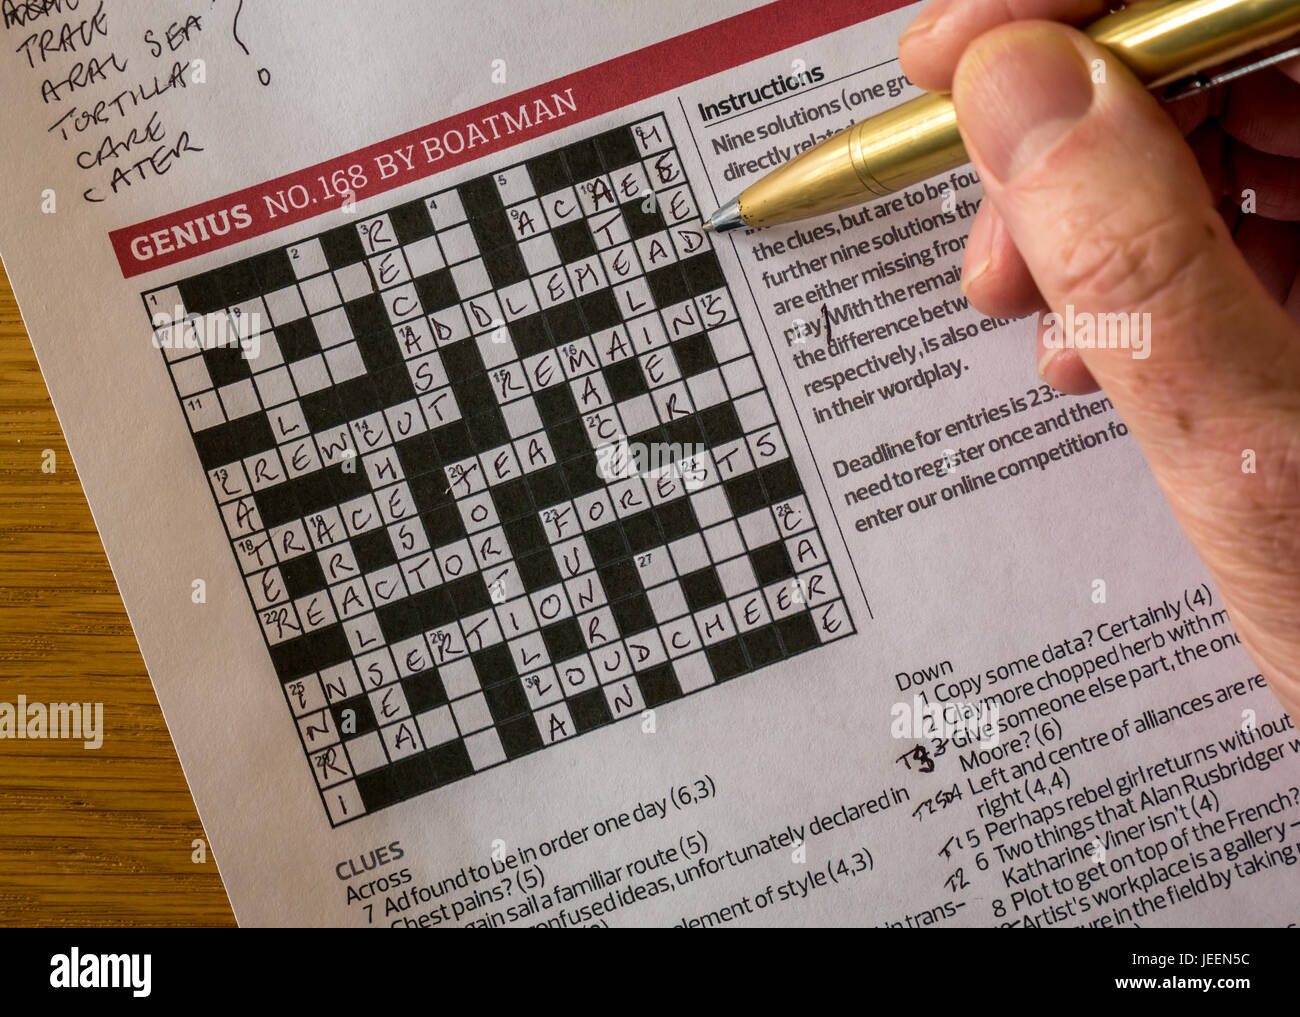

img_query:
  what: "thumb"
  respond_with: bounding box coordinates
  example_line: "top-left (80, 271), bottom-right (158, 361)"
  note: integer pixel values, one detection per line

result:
top-left (953, 21), bottom-right (1300, 709)
top-left (953, 21), bottom-right (1300, 447)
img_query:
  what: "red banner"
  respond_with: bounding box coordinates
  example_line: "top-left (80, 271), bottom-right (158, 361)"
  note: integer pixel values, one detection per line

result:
top-left (110, 0), bottom-right (906, 278)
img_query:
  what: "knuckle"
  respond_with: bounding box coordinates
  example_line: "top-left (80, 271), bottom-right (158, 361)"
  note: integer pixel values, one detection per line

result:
top-left (1054, 209), bottom-right (1220, 313)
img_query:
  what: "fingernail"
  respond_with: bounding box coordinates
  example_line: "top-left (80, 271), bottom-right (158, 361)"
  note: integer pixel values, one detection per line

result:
top-left (962, 254), bottom-right (992, 296)
top-left (955, 25), bottom-right (1095, 183)
top-left (900, 0), bottom-right (951, 42)
top-left (1037, 346), bottom-right (1063, 381)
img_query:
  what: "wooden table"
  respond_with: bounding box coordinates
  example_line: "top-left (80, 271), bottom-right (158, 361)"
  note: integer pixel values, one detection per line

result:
top-left (0, 261), bottom-right (235, 926)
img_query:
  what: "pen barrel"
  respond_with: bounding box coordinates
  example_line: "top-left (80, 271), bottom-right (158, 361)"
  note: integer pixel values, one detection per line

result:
top-left (740, 0), bottom-right (1300, 228)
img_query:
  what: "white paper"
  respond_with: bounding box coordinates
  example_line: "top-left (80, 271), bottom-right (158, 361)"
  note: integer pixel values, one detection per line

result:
top-left (2, 0), bottom-right (1297, 927)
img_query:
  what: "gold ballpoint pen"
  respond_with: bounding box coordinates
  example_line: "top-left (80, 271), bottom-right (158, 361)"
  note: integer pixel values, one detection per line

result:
top-left (703, 0), bottom-right (1300, 233)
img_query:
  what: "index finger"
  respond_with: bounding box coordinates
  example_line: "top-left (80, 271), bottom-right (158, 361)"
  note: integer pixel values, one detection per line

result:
top-left (899, 0), bottom-right (1109, 92)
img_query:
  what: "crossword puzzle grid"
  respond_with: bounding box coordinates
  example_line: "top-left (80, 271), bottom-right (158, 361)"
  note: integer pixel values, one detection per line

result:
top-left (144, 114), bottom-right (854, 825)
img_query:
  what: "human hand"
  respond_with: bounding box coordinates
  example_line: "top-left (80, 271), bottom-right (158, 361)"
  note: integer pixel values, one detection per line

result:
top-left (899, 1), bottom-right (1300, 724)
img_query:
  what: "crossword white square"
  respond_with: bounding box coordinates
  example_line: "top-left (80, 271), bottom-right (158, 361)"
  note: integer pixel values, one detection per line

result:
top-left (311, 307), bottom-right (352, 348)
top-left (299, 272), bottom-right (341, 313)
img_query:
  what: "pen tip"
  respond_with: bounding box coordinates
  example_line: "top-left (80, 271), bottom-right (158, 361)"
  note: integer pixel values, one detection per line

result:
top-left (702, 218), bottom-right (713, 233)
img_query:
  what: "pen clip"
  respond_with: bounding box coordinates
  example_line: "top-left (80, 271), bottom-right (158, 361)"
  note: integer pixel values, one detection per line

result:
top-left (1161, 42), bottom-right (1300, 101)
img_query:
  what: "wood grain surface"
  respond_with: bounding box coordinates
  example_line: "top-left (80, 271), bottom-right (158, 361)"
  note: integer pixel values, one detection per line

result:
top-left (0, 260), bottom-right (235, 926)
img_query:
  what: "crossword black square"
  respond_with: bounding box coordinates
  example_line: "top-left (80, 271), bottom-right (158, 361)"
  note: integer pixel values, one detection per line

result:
top-left (301, 389), bottom-right (346, 432)
top-left (636, 663), bottom-right (681, 708)
top-left (681, 567), bottom-right (725, 611)
top-left (205, 346), bottom-right (251, 387)
top-left (517, 550), bottom-right (561, 589)
top-left (357, 331), bottom-right (404, 373)
top-left (426, 741), bottom-right (474, 784)
top-left (219, 261), bottom-right (261, 306)
top-left (777, 612), bottom-right (821, 654)
top-left (603, 359), bottom-right (647, 401)
top-left (395, 432), bottom-right (440, 477)
top-left (660, 414), bottom-right (704, 449)
top-left (440, 337), bottom-right (483, 378)
top-left (148, 114), bottom-right (853, 823)
top-left (446, 574), bottom-right (492, 614)
top-left (655, 498), bottom-right (697, 541)
top-left (410, 587), bottom-right (458, 629)
top-left (562, 455), bottom-right (604, 496)
top-left (724, 472), bottom-right (768, 516)
top-left (751, 541), bottom-right (795, 584)
top-left (336, 377), bottom-right (381, 419)
top-left (248, 248), bottom-right (297, 291)
top-left (743, 626), bottom-right (784, 669)
top-left (544, 301), bottom-right (586, 345)
top-left (508, 314), bottom-right (551, 358)
top-left (329, 695), bottom-right (377, 736)
top-left (526, 465), bottom-right (569, 506)
top-left (466, 408), bottom-right (509, 448)
top-left (560, 138), bottom-right (603, 180)
top-left (403, 669), bottom-right (448, 713)
top-left (569, 688), bottom-right (612, 733)
top-left (473, 644), bottom-right (516, 684)
top-left (502, 514), bottom-right (546, 556)
top-left (552, 220), bottom-right (596, 262)
top-left (526, 150), bottom-right (570, 194)
top-left (469, 208), bottom-right (513, 253)
top-left (498, 715), bottom-right (544, 760)
top-left (177, 268), bottom-right (226, 315)
top-left (377, 598), bottom-right (424, 643)
top-left (586, 523), bottom-right (628, 565)
top-left (594, 126), bottom-right (641, 170)
top-left (699, 403), bottom-right (743, 445)
top-left (191, 413), bottom-right (274, 469)
top-left (421, 503), bottom-right (466, 543)
top-left (578, 290), bottom-right (622, 332)
top-left (413, 269), bottom-right (461, 313)
top-left (489, 477), bottom-right (533, 521)
top-left (269, 637), bottom-right (314, 681)
top-left (459, 175), bottom-right (503, 219)
top-left (620, 198), bottom-right (665, 240)
top-left (372, 363), bottom-right (416, 403)
top-left (611, 593), bottom-right (655, 636)
top-left (761, 459), bottom-right (803, 502)
top-left (310, 625), bottom-right (353, 668)
top-left (432, 420), bottom-right (474, 460)
top-left (483, 244), bottom-right (529, 288)
top-left (352, 528), bottom-right (398, 571)
top-left (598, 559), bottom-right (640, 601)
top-left (254, 483), bottom-right (301, 529)
top-left (292, 470), bottom-right (337, 514)
top-left (273, 317), bottom-right (320, 360)
top-left (320, 223), bottom-right (367, 269)
top-left (672, 332), bottom-right (715, 376)
top-left (484, 679), bottom-right (529, 724)
top-left (706, 638), bottom-right (749, 681)
top-left (622, 510), bottom-right (661, 554)
top-left (389, 198), bottom-right (435, 246)
top-left (280, 552), bottom-right (325, 599)
top-left (541, 618), bottom-right (584, 659)
top-left (357, 754), bottom-right (430, 810)
top-left (344, 294), bottom-right (389, 337)
top-left (549, 418), bottom-right (589, 460)
top-left (646, 263), bottom-right (690, 306)
top-left (681, 251), bottom-right (727, 295)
